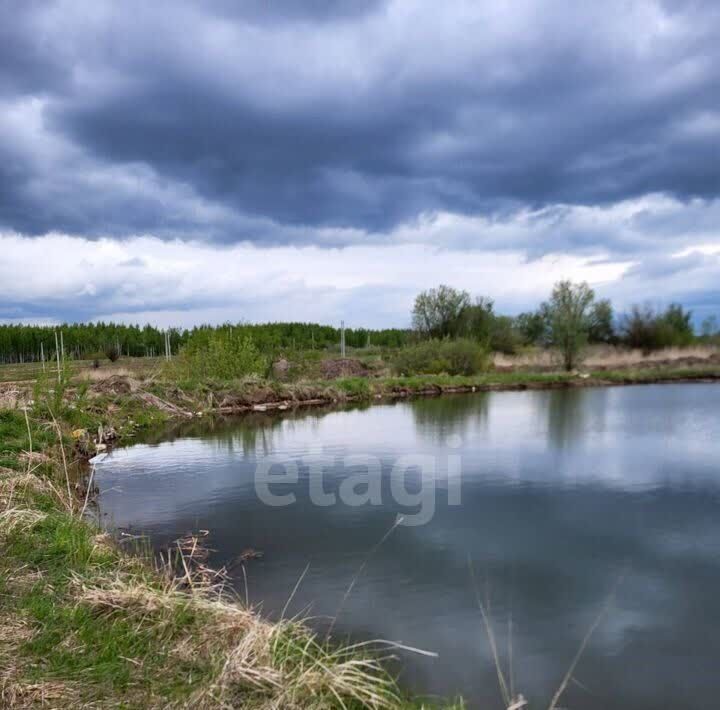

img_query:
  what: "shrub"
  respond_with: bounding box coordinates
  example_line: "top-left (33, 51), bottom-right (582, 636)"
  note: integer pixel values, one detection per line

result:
top-left (392, 339), bottom-right (489, 376)
top-left (488, 315), bottom-right (521, 354)
top-left (619, 303), bottom-right (694, 352)
top-left (104, 344), bottom-right (121, 362)
top-left (392, 341), bottom-right (446, 375)
top-left (172, 328), bottom-right (267, 383)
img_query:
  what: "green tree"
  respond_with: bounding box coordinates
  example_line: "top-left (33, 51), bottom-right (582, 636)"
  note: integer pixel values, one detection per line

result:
top-left (620, 304), bottom-right (658, 350)
top-left (543, 280), bottom-right (596, 371)
top-left (515, 310), bottom-right (547, 345)
top-left (662, 303), bottom-right (693, 344)
top-left (588, 298), bottom-right (615, 344)
top-left (701, 315), bottom-right (719, 337)
top-left (455, 297), bottom-right (495, 339)
top-left (620, 303), bottom-right (694, 351)
top-left (412, 285), bottom-right (471, 339)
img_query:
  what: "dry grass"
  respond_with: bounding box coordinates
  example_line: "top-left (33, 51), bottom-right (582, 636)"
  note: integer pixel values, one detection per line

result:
top-left (77, 571), bottom-right (403, 710)
top-left (0, 357), bottom-right (162, 385)
top-left (0, 613), bottom-right (79, 709)
top-left (0, 384), bottom-right (26, 409)
top-left (0, 679), bottom-right (81, 709)
top-left (0, 507), bottom-right (47, 537)
top-left (0, 474), bottom-right (50, 520)
top-left (76, 367), bottom-right (137, 382)
top-left (494, 344), bottom-right (719, 371)
top-left (584, 344), bottom-right (718, 367)
top-left (0, 614), bottom-right (34, 647)
top-left (0, 625), bottom-right (59, 709)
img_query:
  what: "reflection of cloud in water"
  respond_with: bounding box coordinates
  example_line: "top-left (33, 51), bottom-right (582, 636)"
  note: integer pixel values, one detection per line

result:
top-left (95, 384), bottom-right (720, 708)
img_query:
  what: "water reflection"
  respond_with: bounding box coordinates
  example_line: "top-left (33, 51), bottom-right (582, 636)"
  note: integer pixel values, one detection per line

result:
top-left (546, 388), bottom-right (586, 448)
top-left (95, 384), bottom-right (720, 709)
top-left (140, 403), bottom-right (369, 456)
top-left (411, 392), bottom-right (489, 443)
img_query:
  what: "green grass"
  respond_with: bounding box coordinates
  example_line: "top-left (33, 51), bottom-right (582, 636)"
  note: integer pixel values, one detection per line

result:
top-left (0, 507), bottom-right (460, 707)
top-left (16, 588), bottom-right (212, 700)
top-left (0, 409), bottom-right (56, 470)
top-left (335, 376), bottom-right (372, 397)
top-left (0, 510), bottom-right (220, 705)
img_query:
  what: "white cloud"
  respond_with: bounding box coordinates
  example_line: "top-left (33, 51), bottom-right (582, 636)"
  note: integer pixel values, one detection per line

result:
top-left (1, 230), bottom-right (634, 327)
top-left (5, 185), bottom-right (720, 326)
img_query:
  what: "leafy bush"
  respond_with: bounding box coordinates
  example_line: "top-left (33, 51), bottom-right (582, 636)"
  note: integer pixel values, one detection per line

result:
top-left (487, 315), bottom-right (522, 354)
top-left (392, 339), bottom-right (489, 376)
top-left (442, 339), bottom-right (491, 374)
top-left (620, 304), bottom-right (694, 351)
top-left (171, 328), bottom-right (267, 383)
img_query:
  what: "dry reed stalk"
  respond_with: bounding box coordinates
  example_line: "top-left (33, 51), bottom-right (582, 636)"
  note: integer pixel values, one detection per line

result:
top-left (326, 514), bottom-right (404, 640)
top-left (47, 408), bottom-right (74, 513)
top-left (546, 570), bottom-right (626, 710)
top-left (468, 558), bottom-right (511, 708)
top-left (80, 463), bottom-right (96, 517)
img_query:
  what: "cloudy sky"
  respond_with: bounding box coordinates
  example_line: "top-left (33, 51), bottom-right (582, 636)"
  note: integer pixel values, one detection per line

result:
top-left (1, 0), bottom-right (719, 328)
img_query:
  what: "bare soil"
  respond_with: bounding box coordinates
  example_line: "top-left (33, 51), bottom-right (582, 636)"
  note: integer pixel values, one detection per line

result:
top-left (320, 358), bottom-right (369, 379)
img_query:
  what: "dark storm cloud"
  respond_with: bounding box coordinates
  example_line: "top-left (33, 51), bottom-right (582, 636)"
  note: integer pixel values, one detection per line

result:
top-left (623, 251), bottom-right (708, 279)
top-left (202, 0), bottom-right (387, 24)
top-left (0, 2), bottom-right (69, 96)
top-left (1, 0), bottom-right (719, 249)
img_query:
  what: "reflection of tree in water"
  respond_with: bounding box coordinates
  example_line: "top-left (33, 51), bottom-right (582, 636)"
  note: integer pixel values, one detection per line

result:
top-left (544, 389), bottom-right (585, 450)
top-left (133, 401), bottom-right (372, 456)
top-left (543, 388), bottom-right (610, 450)
top-left (544, 389), bottom-right (585, 449)
top-left (410, 393), bottom-right (489, 443)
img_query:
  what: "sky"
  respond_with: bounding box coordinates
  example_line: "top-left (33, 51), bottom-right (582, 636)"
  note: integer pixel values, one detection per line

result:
top-left (1, 0), bottom-right (720, 329)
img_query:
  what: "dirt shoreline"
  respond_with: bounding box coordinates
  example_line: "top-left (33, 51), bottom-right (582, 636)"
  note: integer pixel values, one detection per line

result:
top-left (3, 365), bottom-right (719, 435)
top-left (206, 370), bottom-right (720, 416)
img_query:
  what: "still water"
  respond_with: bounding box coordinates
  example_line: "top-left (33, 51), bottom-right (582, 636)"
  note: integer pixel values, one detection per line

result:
top-left (96, 384), bottom-right (720, 709)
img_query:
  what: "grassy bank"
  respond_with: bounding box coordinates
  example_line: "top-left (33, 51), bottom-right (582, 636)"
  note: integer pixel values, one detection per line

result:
top-left (126, 363), bottom-right (720, 418)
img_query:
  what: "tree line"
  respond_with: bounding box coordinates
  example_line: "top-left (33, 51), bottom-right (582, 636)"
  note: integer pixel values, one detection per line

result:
top-left (0, 285), bottom-right (714, 371)
top-left (412, 282), bottom-right (711, 370)
top-left (0, 321), bottom-right (410, 364)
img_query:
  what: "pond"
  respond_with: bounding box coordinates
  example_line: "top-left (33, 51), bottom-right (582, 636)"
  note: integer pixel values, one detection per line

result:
top-left (95, 384), bottom-right (720, 709)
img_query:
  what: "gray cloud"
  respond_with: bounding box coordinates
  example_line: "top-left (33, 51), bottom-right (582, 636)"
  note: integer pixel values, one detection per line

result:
top-left (0, 0), bottom-right (719, 251)
top-left (202, 0), bottom-right (387, 24)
